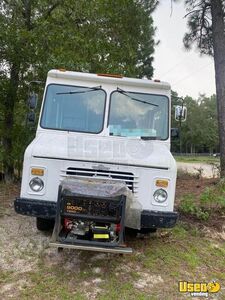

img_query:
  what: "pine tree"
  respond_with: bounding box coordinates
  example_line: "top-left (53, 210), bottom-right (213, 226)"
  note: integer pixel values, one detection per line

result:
top-left (182, 0), bottom-right (225, 176)
top-left (0, 0), bottom-right (158, 181)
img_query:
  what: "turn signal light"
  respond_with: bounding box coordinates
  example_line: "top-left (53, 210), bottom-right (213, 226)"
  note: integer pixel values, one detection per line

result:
top-left (31, 168), bottom-right (44, 176)
top-left (155, 179), bottom-right (169, 188)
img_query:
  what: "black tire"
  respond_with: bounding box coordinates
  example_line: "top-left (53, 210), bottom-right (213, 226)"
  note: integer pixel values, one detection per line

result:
top-left (125, 227), bottom-right (138, 237)
top-left (139, 228), bottom-right (157, 234)
top-left (125, 227), bottom-right (157, 237)
top-left (36, 217), bottom-right (54, 231)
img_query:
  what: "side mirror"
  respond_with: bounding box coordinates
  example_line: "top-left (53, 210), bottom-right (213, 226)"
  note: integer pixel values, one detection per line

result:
top-left (171, 128), bottom-right (179, 139)
top-left (28, 93), bottom-right (38, 110)
top-left (27, 111), bottom-right (35, 124)
top-left (175, 105), bottom-right (187, 122)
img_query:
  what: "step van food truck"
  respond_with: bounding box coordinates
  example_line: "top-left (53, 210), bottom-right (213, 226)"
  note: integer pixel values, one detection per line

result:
top-left (15, 70), bottom-right (183, 253)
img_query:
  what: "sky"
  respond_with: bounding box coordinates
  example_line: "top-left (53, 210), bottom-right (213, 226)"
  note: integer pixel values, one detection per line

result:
top-left (152, 0), bottom-right (216, 99)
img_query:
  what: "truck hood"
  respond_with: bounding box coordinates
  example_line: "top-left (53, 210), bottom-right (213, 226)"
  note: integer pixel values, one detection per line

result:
top-left (30, 132), bottom-right (175, 170)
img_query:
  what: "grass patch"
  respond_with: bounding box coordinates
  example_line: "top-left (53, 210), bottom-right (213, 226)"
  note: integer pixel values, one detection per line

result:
top-left (175, 155), bottom-right (219, 163)
top-left (142, 224), bottom-right (225, 279)
top-left (178, 179), bottom-right (225, 221)
top-left (179, 194), bottom-right (209, 220)
top-left (2, 223), bottom-right (225, 300)
top-left (98, 280), bottom-right (149, 300)
top-left (20, 267), bottom-right (87, 300)
top-left (1, 181), bottom-right (225, 300)
top-left (0, 270), bottom-right (14, 284)
top-left (200, 179), bottom-right (225, 210)
top-left (143, 228), bottom-right (200, 272)
top-left (0, 182), bottom-right (19, 215)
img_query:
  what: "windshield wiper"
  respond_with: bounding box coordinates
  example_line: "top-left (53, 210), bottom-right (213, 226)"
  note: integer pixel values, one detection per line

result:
top-left (56, 85), bottom-right (102, 95)
top-left (140, 136), bottom-right (161, 140)
top-left (117, 87), bottom-right (158, 107)
top-left (109, 133), bottom-right (161, 140)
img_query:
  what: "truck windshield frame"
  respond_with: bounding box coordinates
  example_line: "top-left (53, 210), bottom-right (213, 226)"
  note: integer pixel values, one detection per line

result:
top-left (40, 84), bottom-right (107, 134)
top-left (108, 90), bottom-right (169, 140)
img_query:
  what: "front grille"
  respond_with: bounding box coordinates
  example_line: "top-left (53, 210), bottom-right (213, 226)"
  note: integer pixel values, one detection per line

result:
top-left (60, 167), bottom-right (138, 192)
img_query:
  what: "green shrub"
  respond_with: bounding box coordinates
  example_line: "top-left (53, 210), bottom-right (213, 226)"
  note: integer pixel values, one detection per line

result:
top-left (179, 179), bottom-right (225, 221)
top-left (200, 180), bottom-right (225, 209)
top-left (179, 194), bottom-right (209, 221)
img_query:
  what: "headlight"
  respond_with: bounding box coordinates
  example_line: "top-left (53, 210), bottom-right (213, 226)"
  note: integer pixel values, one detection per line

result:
top-left (153, 189), bottom-right (168, 203)
top-left (29, 177), bottom-right (44, 192)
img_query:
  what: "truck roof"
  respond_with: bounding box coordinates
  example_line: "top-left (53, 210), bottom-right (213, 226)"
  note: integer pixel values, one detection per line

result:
top-left (48, 69), bottom-right (171, 91)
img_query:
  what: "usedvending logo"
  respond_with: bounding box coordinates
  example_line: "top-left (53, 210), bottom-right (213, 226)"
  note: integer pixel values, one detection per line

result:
top-left (179, 281), bottom-right (221, 297)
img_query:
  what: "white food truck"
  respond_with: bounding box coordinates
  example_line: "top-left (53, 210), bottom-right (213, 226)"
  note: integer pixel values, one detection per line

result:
top-left (15, 70), bottom-right (182, 253)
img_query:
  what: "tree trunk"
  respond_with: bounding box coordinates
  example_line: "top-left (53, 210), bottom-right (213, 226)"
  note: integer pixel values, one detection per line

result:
top-left (211, 0), bottom-right (225, 177)
top-left (2, 63), bottom-right (20, 182)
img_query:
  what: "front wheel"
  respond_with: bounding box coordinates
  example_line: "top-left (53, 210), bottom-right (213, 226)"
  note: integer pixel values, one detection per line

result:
top-left (125, 227), bottom-right (157, 237)
top-left (36, 217), bottom-right (54, 231)
top-left (139, 228), bottom-right (157, 234)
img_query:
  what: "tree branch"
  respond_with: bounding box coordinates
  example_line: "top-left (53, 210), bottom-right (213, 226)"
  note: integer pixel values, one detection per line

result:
top-left (21, 0), bottom-right (32, 30)
top-left (199, 3), bottom-right (208, 48)
top-left (44, 1), bottom-right (62, 19)
top-left (184, 9), bottom-right (201, 18)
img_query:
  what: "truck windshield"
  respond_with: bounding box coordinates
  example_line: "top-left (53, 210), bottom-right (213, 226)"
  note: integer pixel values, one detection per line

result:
top-left (41, 84), bottom-right (106, 133)
top-left (108, 90), bottom-right (169, 139)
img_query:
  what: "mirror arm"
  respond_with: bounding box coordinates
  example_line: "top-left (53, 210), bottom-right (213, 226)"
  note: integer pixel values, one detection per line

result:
top-left (26, 111), bottom-right (36, 126)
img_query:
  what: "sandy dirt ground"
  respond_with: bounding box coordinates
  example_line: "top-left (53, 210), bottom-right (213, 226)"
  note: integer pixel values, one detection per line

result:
top-left (177, 162), bottom-right (220, 178)
top-left (0, 182), bottom-right (224, 300)
top-left (0, 203), bottom-right (168, 299)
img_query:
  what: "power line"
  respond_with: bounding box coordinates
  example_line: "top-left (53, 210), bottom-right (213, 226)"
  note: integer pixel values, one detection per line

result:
top-left (172, 61), bottom-right (214, 87)
top-left (160, 56), bottom-right (193, 78)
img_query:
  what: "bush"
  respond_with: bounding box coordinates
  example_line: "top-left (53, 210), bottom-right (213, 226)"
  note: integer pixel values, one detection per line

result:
top-left (200, 179), bottom-right (225, 210)
top-left (179, 195), bottom-right (209, 221)
top-left (179, 179), bottom-right (225, 221)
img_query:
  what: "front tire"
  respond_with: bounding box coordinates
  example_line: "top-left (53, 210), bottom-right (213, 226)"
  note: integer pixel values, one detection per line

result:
top-left (36, 217), bottom-right (54, 231)
top-left (139, 228), bottom-right (157, 234)
top-left (125, 227), bottom-right (157, 237)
